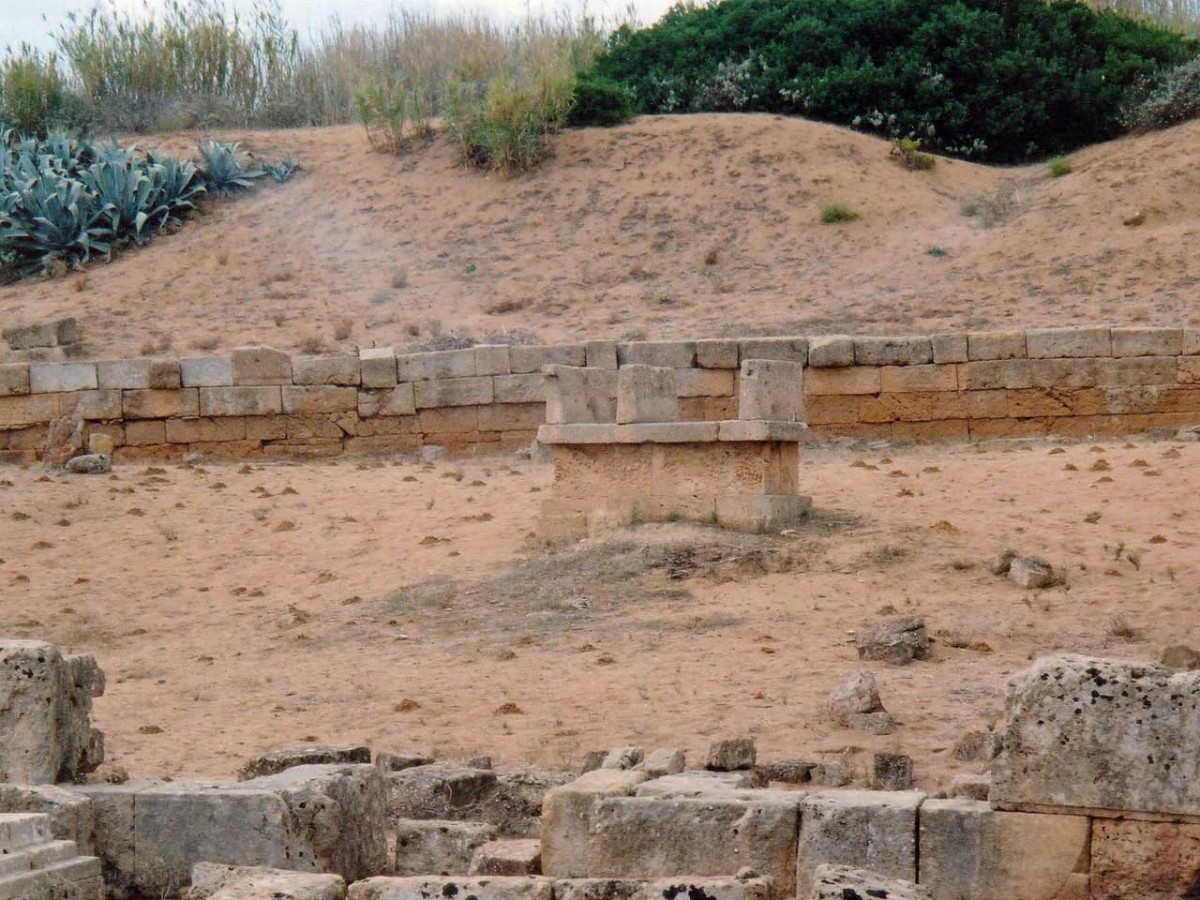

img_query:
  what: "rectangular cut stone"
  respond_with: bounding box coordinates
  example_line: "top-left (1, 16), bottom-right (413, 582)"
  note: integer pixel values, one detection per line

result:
top-left (3, 318), bottom-right (77, 350)
top-left (584, 341), bottom-right (618, 370)
top-left (511, 345), bottom-right (586, 374)
top-left (931, 333), bottom-right (968, 364)
top-left (60, 390), bottom-right (122, 420)
top-left (359, 385), bottom-right (416, 417)
top-left (359, 349), bottom-right (398, 389)
top-left (397, 350), bottom-right (476, 382)
top-left (990, 654), bottom-right (1200, 819)
top-left (200, 387), bottom-right (283, 417)
top-left (715, 495), bottom-right (810, 533)
top-left (29, 363), bottom-right (97, 393)
top-left (393, 819), bottom-right (496, 876)
top-left (1111, 327), bottom-right (1183, 357)
top-left (738, 337), bottom-right (808, 364)
top-left (932, 390), bottom-right (1008, 420)
top-left (1179, 358), bottom-right (1200, 385)
top-left (349, 876), bottom-right (552, 900)
top-left (968, 332), bottom-right (1026, 361)
top-left (1185, 329), bottom-right (1200, 355)
top-left (232, 347), bottom-right (292, 385)
top-left (181, 357), bottom-right (234, 388)
top-left (97, 359), bottom-right (181, 390)
top-left (1026, 328), bottom-right (1111, 359)
top-left (414, 377), bottom-right (494, 409)
top-left (494, 374), bottom-right (545, 404)
top-left (958, 360), bottom-right (1033, 390)
top-left (739, 359), bottom-right (803, 421)
top-left (1090, 818), bottom-right (1200, 900)
top-left (718, 421), bottom-right (810, 441)
top-left (556, 878), bottom-right (770, 900)
top-left (541, 771), bottom-right (649, 878)
top-left (1095, 356), bottom-right (1177, 388)
top-left (804, 367), bottom-right (880, 395)
top-left (538, 425), bottom-right (617, 444)
top-left (616, 366), bottom-right (678, 423)
top-left (860, 392), bottom-right (934, 423)
top-left (283, 386), bottom-right (358, 414)
top-left (879, 365), bottom-right (958, 393)
top-left (292, 356), bottom-right (361, 386)
top-left (918, 799), bottom-right (1090, 900)
top-left (808, 336), bottom-right (855, 368)
top-left (677, 369), bottom-right (735, 398)
top-left (125, 421), bottom-right (166, 445)
top-left (165, 418), bottom-right (247, 443)
top-left (0, 363), bottom-right (30, 397)
top-left (0, 394), bottom-right (58, 427)
top-left (123, 389), bottom-right (199, 419)
top-left (474, 345), bottom-right (512, 376)
top-left (615, 423), bottom-right (719, 443)
top-left (796, 791), bottom-right (924, 898)
top-left (617, 341), bottom-right (696, 368)
top-left (478, 403), bottom-right (543, 432)
top-left (1028, 358), bottom-right (1101, 388)
top-left (418, 407), bottom-right (479, 434)
top-left (854, 336), bottom-right (933, 366)
top-left (696, 340), bottom-right (739, 370)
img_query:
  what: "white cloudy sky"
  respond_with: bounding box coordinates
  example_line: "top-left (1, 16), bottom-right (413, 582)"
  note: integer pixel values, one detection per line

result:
top-left (4, 0), bottom-right (670, 51)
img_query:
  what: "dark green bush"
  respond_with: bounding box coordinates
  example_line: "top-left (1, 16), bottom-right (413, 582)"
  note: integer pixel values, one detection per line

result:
top-left (0, 49), bottom-right (65, 136)
top-left (587, 0), bottom-right (1196, 162)
top-left (568, 74), bottom-right (636, 126)
top-left (1125, 54), bottom-right (1200, 131)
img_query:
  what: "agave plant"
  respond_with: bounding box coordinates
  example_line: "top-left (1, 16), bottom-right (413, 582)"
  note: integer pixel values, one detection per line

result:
top-left (262, 155), bottom-right (298, 183)
top-left (81, 159), bottom-right (168, 243)
top-left (1, 171), bottom-right (111, 269)
top-left (197, 141), bottom-right (265, 195)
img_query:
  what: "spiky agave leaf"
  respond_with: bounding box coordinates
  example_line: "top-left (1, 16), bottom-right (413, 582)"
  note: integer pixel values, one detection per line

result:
top-left (2, 171), bottom-right (112, 268)
top-left (197, 140), bottom-right (265, 196)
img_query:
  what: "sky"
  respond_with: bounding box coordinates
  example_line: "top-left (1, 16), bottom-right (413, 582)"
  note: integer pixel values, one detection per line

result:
top-left (3, 0), bottom-right (672, 52)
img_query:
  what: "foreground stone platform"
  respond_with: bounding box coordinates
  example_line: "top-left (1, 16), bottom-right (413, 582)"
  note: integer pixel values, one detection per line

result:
top-left (0, 812), bottom-right (102, 900)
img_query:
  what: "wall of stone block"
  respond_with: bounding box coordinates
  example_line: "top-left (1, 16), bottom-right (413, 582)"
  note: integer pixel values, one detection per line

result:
top-left (1, 327), bottom-right (1197, 462)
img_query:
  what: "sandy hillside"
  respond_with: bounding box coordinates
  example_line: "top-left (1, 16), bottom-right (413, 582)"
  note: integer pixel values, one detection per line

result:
top-left (1, 115), bottom-right (1198, 359)
top-left (1, 436), bottom-right (1196, 785)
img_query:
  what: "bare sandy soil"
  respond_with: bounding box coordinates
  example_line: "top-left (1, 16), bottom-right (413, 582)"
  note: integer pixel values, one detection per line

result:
top-left (2, 436), bottom-right (1195, 788)
top-left (2, 115), bottom-right (1199, 358)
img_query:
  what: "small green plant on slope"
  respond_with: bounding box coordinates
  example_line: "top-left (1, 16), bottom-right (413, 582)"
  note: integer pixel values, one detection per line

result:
top-left (356, 78), bottom-right (434, 153)
top-left (197, 141), bottom-right (266, 195)
top-left (820, 200), bottom-right (860, 224)
top-left (890, 137), bottom-right (936, 170)
top-left (1048, 156), bottom-right (1072, 177)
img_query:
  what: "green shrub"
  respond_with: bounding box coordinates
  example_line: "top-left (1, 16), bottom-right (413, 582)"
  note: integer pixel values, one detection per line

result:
top-left (1124, 54), bottom-right (1200, 131)
top-left (197, 141), bottom-right (266, 195)
top-left (567, 74), bottom-right (635, 127)
top-left (890, 137), bottom-right (936, 170)
top-left (356, 79), bottom-right (434, 152)
top-left (0, 49), bottom-right (65, 136)
top-left (587, 0), bottom-right (1196, 163)
top-left (820, 200), bottom-right (860, 223)
top-left (1048, 155), bottom-right (1073, 176)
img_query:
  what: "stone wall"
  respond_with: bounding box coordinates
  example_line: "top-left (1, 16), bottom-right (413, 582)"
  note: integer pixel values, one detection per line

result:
top-left (1, 327), bottom-right (1198, 462)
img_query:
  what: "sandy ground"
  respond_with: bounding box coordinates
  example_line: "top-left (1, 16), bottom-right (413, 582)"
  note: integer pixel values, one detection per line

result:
top-left (2, 115), bottom-right (1199, 359)
top-left (1, 435), bottom-right (1196, 788)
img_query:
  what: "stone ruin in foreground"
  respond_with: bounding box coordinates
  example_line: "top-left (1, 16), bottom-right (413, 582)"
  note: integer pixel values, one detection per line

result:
top-left (1, 639), bottom-right (1199, 900)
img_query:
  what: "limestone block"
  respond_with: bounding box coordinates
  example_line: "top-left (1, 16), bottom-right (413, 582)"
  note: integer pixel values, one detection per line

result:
top-left (1185, 329), bottom-right (1200, 355)
top-left (554, 877), bottom-right (771, 900)
top-left (968, 332), bottom-right (1026, 361)
top-left (359, 349), bottom-right (399, 389)
top-left (349, 876), bottom-right (552, 900)
top-left (293, 356), bottom-right (361, 386)
top-left (509, 345), bottom-right (585, 373)
top-left (377, 752), bottom-right (434, 773)
top-left (1111, 327), bottom-right (1183, 357)
top-left (493, 374), bottom-right (545, 404)
top-left (540, 770), bottom-right (648, 878)
top-left (617, 341), bottom-right (696, 368)
top-left (543, 367), bottom-right (617, 424)
top-left (470, 839), bottom-right (541, 876)
top-left (879, 365), bottom-right (958, 393)
top-left (200, 387), bottom-right (283, 417)
top-left (957, 360), bottom-right (1033, 391)
top-left (633, 771), bottom-right (758, 799)
top-left (585, 342), bottom-right (618, 370)
top-left (283, 386), bottom-right (359, 415)
top-left (677, 368), bottom-right (735, 398)
top-left (238, 746), bottom-right (372, 781)
top-left (917, 799), bottom-right (1089, 900)
top-left (990, 654), bottom-right (1200, 818)
top-left (4, 318), bottom-right (77, 350)
top-left (809, 865), bottom-right (931, 900)
top-left (0, 393), bottom-right (58, 427)
top-left (949, 774), bottom-right (991, 801)
top-left (164, 417), bottom-right (247, 443)
top-left (641, 750), bottom-right (685, 779)
top-left (1178, 358), bottom-right (1200, 385)
top-left (871, 754), bottom-right (912, 790)
top-left (616, 366), bottom-right (678, 423)
top-left (738, 337), bottom-right (808, 364)
top-left (1026, 328), bottom-right (1111, 359)
top-left (123, 388), bottom-right (199, 419)
top-left (60, 390), bottom-right (122, 420)
top-left (125, 420), bottom-right (167, 445)
top-left (0, 641), bottom-right (105, 785)
top-left (715, 495), bottom-right (811, 533)
top-left (584, 794), bottom-right (800, 890)
top-left (808, 336), bottom-right (855, 368)
top-left (615, 423), bottom-right (719, 443)
top-left (539, 425), bottom-right (617, 444)
top-left (96, 358), bottom-right (181, 390)
top-left (29, 363), bottom-right (97, 393)
top-left (854, 336), bottom-right (933, 367)
top-left (602, 748), bottom-right (644, 771)
top-left (804, 367), bottom-right (881, 395)
top-left (717, 421), bottom-right (810, 441)
top-left (704, 738), bottom-right (756, 772)
top-left (474, 345), bottom-right (512, 377)
top-left (931, 333), bottom-right (968, 364)
top-left (393, 820), bottom-right (496, 876)
top-left (359, 385), bottom-right (416, 418)
top-left (795, 791), bottom-right (924, 898)
top-left (1090, 818), bottom-right (1200, 900)
top-left (478, 403), bottom-right (545, 433)
top-left (1095, 356), bottom-right (1177, 388)
top-left (0, 784), bottom-right (95, 855)
top-left (232, 347), bottom-right (292, 385)
top-left (481, 770), bottom-right (573, 838)
top-left (387, 764), bottom-right (499, 823)
top-left (190, 863), bottom-right (346, 900)
top-left (855, 616), bottom-right (929, 665)
top-left (739, 359), bottom-right (803, 421)
top-left (414, 377), bottom-right (494, 409)
top-left (0, 363), bottom-right (30, 397)
top-left (181, 357), bottom-right (234, 388)
top-left (696, 339), bottom-right (740, 370)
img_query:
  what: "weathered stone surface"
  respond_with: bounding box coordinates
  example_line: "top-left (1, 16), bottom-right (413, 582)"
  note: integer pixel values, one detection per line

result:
top-left (931, 333), bottom-right (969, 364)
top-left (640, 750), bottom-right (685, 779)
top-left (481, 770), bottom-right (574, 838)
top-left (918, 799), bottom-right (1090, 900)
top-left (616, 366), bottom-right (678, 424)
top-left (602, 748), bottom-right (644, 771)
top-left (1161, 644), bottom-right (1200, 670)
top-left (376, 752), bottom-right (434, 773)
top-left (1089, 818), bottom-right (1200, 900)
top-left (854, 336), bottom-right (933, 367)
top-left (847, 712), bottom-right (897, 735)
top-left (615, 422), bottom-right (719, 443)
top-left (543, 367), bottom-right (617, 424)
top-left (387, 765), bottom-right (499, 823)
top-left (758, 760), bottom-right (814, 785)
top-left (968, 332), bottom-right (1026, 361)
top-left (809, 763), bottom-right (850, 788)
top-left (1006, 556), bottom-right (1056, 589)
top-left (470, 839), bottom-right (541, 876)
top-left (190, 863), bottom-right (346, 900)
top-left (97, 358), bottom-right (181, 390)
top-left (0, 784), bottom-right (95, 855)
top-left (696, 339), bottom-right (740, 370)
top-left (807, 336), bottom-right (855, 368)
top-left (540, 771), bottom-right (648, 878)
top-left (414, 377), bottom-right (494, 409)
top-left (738, 359), bottom-right (803, 422)
top-left (292, 356), bottom-right (361, 386)
top-left (855, 616), bottom-right (929, 665)
top-left (795, 792), bottom-right (924, 898)
top-left (948, 773), bottom-right (991, 801)
top-left (738, 337), bottom-right (807, 364)
top-left (359, 349), bottom-right (399, 389)
top-left (474, 345), bottom-right (512, 377)
top-left (633, 772), bottom-right (758, 799)
top-left (237, 746), bottom-right (372, 781)
top-left (65, 453), bottom-right (111, 474)
top-left (0, 810), bottom-right (102, 900)
top-left (397, 349), bottom-right (476, 381)
top-left (511, 345), bottom-right (587, 374)
top-left (871, 753), bottom-right (912, 790)
top-left (827, 672), bottom-right (884, 725)
top-left (181, 357), bottom-right (234, 388)
top-left (199, 386), bottom-right (283, 417)
top-left (282, 386), bottom-right (359, 414)
top-left (1111, 327), bottom-right (1183, 358)
top-left (0, 362), bottom-right (31, 396)
top-left (393, 820), bottom-right (496, 876)
top-left (584, 342), bottom-right (618, 370)
top-left (704, 738), bottom-right (756, 772)
top-left (1026, 328), bottom-right (1111, 359)
top-left (232, 347), bottom-right (292, 385)
top-left (809, 864), bottom-right (932, 900)
top-left (349, 876), bottom-right (552, 900)
top-left (554, 877), bottom-right (771, 900)
top-left (4, 318), bottom-right (78, 350)
top-left (29, 363), bottom-right (97, 393)
top-left (494, 374), bottom-right (545, 404)
top-left (990, 654), bottom-right (1200, 819)
top-left (617, 342), bottom-right (696, 369)
top-left (0, 641), bottom-right (105, 784)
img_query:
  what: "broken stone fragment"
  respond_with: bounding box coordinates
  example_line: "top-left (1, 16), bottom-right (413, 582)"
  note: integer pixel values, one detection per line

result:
top-left (469, 839), bottom-right (542, 876)
top-left (237, 745), bottom-right (372, 781)
top-left (855, 616), bottom-right (930, 665)
top-left (188, 863), bottom-right (346, 900)
top-left (640, 749), bottom-right (685, 779)
top-left (601, 748), bottom-right (644, 771)
top-left (1159, 644), bottom-right (1200, 670)
top-left (847, 711), bottom-right (897, 735)
top-left (65, 453), bottom-right (111, 475)
top-left (810, 864), bottom-right (932, 900)
top-left (757, 759), bottom-right (815, 785)
top-left (827, 671), bottom-right (885, 724)
top-left (1007, 556), bottom-right (1057, 589)
top-left (704, 738), bottom-right (756, 772)
top-left (872, 753), bottom-right (913, 790)
top-left (375, 751), bottom-right (434, 773)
